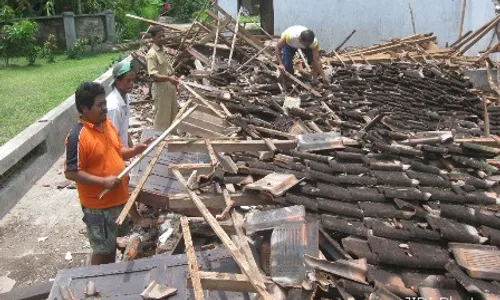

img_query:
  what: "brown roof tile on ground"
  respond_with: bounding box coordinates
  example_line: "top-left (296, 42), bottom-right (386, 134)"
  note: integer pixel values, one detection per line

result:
top-left (342, 236), bottom-right (380, 264)
top-left (322, 215), bottom-right (369, 237)
top-left (367, 266), bottom-right (418, 298)
top-left (317, 197), bottom-right (364, 218)
top-left (359, 202), bottom-right (415, 219)
top-left (427, 215), bottom-right (482, 243)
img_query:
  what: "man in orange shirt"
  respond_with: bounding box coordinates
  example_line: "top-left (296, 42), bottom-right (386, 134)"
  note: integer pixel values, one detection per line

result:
top-left (65, 82), bottom-right (153, 265)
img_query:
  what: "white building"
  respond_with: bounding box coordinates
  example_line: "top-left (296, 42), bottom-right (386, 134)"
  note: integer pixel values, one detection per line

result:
top-left (217, 0), bottom-right (497, 55)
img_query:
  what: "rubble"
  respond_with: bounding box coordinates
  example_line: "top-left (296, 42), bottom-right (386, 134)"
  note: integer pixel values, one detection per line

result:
top-left (43, 2), bottom-right (500, 300)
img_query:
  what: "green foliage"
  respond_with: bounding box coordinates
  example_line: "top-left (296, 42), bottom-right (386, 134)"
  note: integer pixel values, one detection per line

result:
top-left (112, 0), bottom-right (163, 41)
top-left (41, 34), bottom-right (57, 62)
top-left (0, 20), bottom-right (39, 65)
top-left (66, 38), bottom-right (85, 59)
top-left (0, 5), bottom-right (16, 22)
top-left (168, 0), bottom-right (205, 23)
top-left (44, 0), bottom-right (55, 16)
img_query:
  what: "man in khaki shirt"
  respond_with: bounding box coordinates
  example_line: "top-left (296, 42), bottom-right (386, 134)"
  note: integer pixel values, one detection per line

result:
top-left (147, 26), bottom-right (179, 131)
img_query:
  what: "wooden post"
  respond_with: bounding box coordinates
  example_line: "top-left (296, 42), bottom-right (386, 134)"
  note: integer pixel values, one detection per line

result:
top-left (228, 8), bottom-right (243, 68)
top-left (172, 170), bottom-right (273, 300)
top-left (408, 2), bottom-right (417, 34)
top-left (459, 0), bottom-right (467, 38)
top-left (115, 140), bottom-right (168, 225)
top-left (484, 96), bottom-right (491, 137)
top-left (335, 29), bottom-right (357, 52)
top-left (180, 81), bottom-right (226, 118)
top-left (180, 216), bottom-right (205, 300)
top-left (211, 17), bottom-right (221, 71)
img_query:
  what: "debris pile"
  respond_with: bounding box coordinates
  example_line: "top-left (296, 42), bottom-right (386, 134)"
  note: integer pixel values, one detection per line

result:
top-left (45, 3), bottom-right (500, 300)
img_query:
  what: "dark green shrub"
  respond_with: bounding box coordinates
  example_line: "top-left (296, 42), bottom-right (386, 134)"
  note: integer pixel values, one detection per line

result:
top-left (0, 19), bottom-right (39, 65)
top-left (67, 38), bottom-right (85, 60)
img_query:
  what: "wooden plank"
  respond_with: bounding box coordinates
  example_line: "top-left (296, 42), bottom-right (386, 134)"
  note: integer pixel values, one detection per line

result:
top-left (166, 139), bottom-right (297, 153)
top-left (172, 170), bottom-right (273, 300)
top-left (188, 271), bottom-right (258, 293)
top-left (181, 82), bottom-right (226, 118)
top-left (460, 15), bottom-right (500, 54)
top-left (116, 140), bottom-right (168, 225)
top-left (125, 14), bottom-right (186, 32)
top-left (228, 8), bottom-right (243, 68)
top-left (205, 139), bottom-right (218, 165)
top-left (224, 190), bottom-right (264, 282)
top-left (180, 216), bottom-right (205, 300)
top-left (167, 192), bottom-right (273, 210)
top-left (236, 45), bottom-right (270, 71)
top-left (254, 126), bottom-right (297, 139)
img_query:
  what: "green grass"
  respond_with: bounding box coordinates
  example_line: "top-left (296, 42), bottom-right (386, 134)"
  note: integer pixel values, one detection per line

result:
top-left (0, 53), bottom-right (119, 146)
top-left (240, 15), bottom-right (261, 24)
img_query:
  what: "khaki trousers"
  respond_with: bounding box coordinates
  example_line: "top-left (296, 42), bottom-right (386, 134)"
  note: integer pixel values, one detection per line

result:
top-left (152, 81), bottom-right (178, 131)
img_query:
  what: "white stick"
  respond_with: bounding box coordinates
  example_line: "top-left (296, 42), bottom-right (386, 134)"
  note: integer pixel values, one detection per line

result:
top-left (98, 105), bottom-right (198, 199)
top-left (228, 9), bottom-right (243, 68)
top-left (211, 17), bottom-right (221, 71)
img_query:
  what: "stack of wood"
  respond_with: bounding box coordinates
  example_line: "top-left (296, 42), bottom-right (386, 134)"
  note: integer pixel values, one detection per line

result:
top-left (327, 15), bottom-right (500, 69)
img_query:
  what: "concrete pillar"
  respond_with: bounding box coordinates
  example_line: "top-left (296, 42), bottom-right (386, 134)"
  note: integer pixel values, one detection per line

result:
top-left (104, 9), bottom-right (115, 42)
top-left (62, 12), bottom-right (76, 50)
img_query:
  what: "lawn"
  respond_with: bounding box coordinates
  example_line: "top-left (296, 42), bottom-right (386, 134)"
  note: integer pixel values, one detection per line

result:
top-left (0, 52), bottom-right (119, 146)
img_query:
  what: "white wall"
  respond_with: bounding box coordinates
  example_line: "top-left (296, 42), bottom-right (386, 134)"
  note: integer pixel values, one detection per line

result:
top-left (217, 0), bottom-right (238, 18)
top-left (217, 0), bottom-right (497, 55)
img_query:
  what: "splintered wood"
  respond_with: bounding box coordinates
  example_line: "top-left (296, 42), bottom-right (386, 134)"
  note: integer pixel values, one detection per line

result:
top-left (173, 170), bottom-right (273, 300)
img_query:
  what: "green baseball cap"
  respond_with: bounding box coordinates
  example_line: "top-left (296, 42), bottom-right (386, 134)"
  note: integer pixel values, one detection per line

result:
top-left (112, 60), bottom-right (133, 80)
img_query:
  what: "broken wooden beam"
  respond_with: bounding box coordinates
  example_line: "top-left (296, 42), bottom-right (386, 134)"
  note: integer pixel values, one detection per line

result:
top-left (172, 170), bottom-right (273, 300)
top-left (180, 216), bottom-right (205, 300)
top-left (165, 139), bottom-right (297, 153)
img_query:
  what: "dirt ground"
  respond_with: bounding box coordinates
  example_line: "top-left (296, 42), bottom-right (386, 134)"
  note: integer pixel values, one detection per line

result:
top-left (0, 157), bottom-right (89, 292)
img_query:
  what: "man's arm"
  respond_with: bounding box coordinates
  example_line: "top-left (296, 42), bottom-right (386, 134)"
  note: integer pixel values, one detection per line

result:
top-left (275, 37), bottom-right (287, 70)
top-left (147, 51), bottom-right (179, 84)
top-left (120, 137), bottom-right (154, 160)
top-left (65, 170), bottom-right (120, 189)
top-left (312, 46), bottom-right (328, 84)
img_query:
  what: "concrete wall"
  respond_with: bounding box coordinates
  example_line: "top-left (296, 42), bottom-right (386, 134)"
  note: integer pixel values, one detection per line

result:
top-left (219, 0), bottom-right (496, 55)
top-left (0, 66), bottom-right (116, 219)
top-left (2, 11), bottom-right (114, 50)
top-left (75, 15), bottom-right (107, 43)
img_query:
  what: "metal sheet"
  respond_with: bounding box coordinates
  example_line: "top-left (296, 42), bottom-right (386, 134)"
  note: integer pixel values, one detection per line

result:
top-left (297, 131), bottom-right (344, 151)
top-left (270, 221), bottom-right (307, 287)
top-left (244, 205), bottom-right (306, 234)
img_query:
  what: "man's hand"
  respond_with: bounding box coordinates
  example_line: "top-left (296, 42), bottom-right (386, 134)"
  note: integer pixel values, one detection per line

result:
top-left (322, 77), bottom-right (330, 86)
top-left (101, 176), bottom-right (121, 189)
top-left (134, 137), bottom-right (154, 154)
top-left (168, 75), bottom-right (179, 85)
top-left (277, 64), bottom-right (286, 73)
